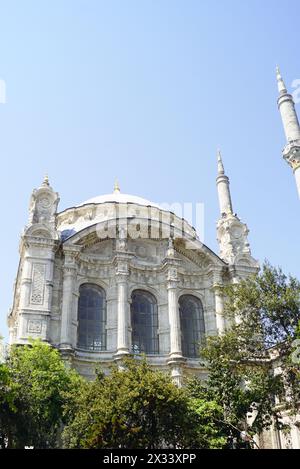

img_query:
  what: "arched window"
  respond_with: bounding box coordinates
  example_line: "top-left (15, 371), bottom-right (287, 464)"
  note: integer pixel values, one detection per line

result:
top-left (179, 295), bottom-right (205, 358)
top-left (131, 290), bottom-right (159, 354)
top-left (77, 284), bottom-right (106, 351)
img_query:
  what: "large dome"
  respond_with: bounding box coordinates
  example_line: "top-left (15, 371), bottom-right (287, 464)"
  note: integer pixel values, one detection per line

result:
top-left (78, 191), bottom-right (161, 209)
top-left (57, 183), bottom-right (198, 242)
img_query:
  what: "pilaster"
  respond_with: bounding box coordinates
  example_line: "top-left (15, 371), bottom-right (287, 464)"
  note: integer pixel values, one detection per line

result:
top-left (60, 245), bottom-right (82, 353)
top-left (164, 239), bottom-right (185, 385)
top-left (212, 271), bottom-right (226, 335)
top-left (113, 233), bottom-right (134, 361)
top-left (16, 236), bottom-right (59, 343)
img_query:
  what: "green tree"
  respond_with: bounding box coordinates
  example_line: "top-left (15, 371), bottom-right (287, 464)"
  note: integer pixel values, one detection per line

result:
top-left (195, 262), bottom-right (300, 444)
top-left (0, 361), bottom-right (17, 449)
top-left (1, 340), bottom-right (82, 448)
top-left (187, 389), bottom-right (227, 448)
top-left (63, 357), bottom-right (222, 449)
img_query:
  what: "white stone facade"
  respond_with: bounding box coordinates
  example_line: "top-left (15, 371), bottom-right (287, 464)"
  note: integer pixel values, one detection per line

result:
top-left (8, 169), bottom-right (259, 384)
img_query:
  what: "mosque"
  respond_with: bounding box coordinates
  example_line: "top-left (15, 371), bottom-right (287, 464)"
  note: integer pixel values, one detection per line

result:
top-left (7, 69), bottom-right (300, 448)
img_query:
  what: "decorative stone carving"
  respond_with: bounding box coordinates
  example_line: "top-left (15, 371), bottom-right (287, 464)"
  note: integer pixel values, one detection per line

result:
top-left (27, 319), bottom-right (42, 334)
top-left (116, 227), bottom-right (127, 252)
top-left (217, 213), bottom-right (254, 265)
top-left (30, 264), bottom-right (46, 305)
top-left (166, 238), bottom-right (175, 258)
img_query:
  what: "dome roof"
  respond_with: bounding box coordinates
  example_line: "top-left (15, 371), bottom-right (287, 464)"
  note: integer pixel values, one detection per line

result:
top-left (78, 191), bottom-right (161, 209)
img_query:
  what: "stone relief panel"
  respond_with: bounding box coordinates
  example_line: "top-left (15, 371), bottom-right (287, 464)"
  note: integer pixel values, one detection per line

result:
top-left (78, 263), bottom-right (111, 279)
top-left (82, 239), bottom-right (113, 259)
top-left (129, 239), bottom-right (167, 265)
top-left (26, 318), bottom-right (47, 339)
top-left (176, 247), bottom-right (212, 270)
top-left (27, 319), bottom-right (42, 334)
top-left (30, 264), bottom-right (46, 305)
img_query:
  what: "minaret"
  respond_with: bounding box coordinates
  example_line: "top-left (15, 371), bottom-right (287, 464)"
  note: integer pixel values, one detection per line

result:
top-left (216, 151), bottom-right (257, 267)
top-left (216, 150), bottom-right (233, 216)
top-left (277, 67), bottom-right (300, 198)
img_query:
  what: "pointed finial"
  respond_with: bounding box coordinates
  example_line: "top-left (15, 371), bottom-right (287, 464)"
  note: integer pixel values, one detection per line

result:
top-left (114, 178), bottom-right (120, 193)
top-left (42, 174), bottom-right (50, 187)
top-left (276, 65), bottom-right (287, 94)
top-left (217, 149), bottom-right (225, 175)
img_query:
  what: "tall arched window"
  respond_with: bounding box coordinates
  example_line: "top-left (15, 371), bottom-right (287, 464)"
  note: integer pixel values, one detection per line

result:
top-left (179, 295), bottom-right (205, 358)
top-left (77, 284), bottom-right (106, 351)
top-left (131, 290), bottom-right (159, 354)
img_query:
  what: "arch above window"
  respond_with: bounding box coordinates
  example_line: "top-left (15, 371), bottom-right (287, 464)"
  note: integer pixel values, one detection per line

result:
top-left (77, 283), bottom-right (106, 352)
top-left (131, 290), bottom-right (159, 355)
top-left (179, 294), bottom-right (205, 358)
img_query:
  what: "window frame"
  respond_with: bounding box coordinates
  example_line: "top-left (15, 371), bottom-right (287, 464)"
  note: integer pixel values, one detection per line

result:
top-left (179, 294), bottom-right (205, 358)
top-left (77, 283), bottom-right (107, 352)
top-left (131, 289), bottom-right (160, 355)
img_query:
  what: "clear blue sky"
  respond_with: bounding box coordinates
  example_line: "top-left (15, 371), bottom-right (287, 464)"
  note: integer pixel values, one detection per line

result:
top-left (0, 0), bottom-right (299, 341)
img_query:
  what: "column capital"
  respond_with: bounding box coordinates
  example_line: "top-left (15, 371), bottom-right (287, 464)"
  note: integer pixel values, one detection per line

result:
top-left (212, 283), bottom-right (224, 294)
top-left (115, 263), bottom-right (130, 278)
top-left (167, 279), bottom-right (179, 290)
top-left (62, 245), bottom-right (82, 274)
top-left (63, 266), bottom-right (77, 277)
top-left (22, 235), bottom-right (59, 251)
top-left (212, 268), bottom-right (224, 286)
top-left (115, 273), bottom-right (130, 284)
top-left (167, 268), bottom-right (180, 289)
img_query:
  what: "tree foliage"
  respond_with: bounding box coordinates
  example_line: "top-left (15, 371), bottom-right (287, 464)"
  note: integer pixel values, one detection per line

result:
top-left (63, 357), bottom-right (195, 449)
top-left (62, 357), bottom-right (226, 449)
top-left (195, 262), bottom-right (300, 443)
top-left (0, 340), bottom-right (83, 448)
top-left (0, 343), bottom-right (228, 449)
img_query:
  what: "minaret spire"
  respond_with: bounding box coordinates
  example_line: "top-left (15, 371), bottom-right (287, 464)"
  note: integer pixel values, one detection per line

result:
top-left (217, 149), bottom-right (225, 175)
top-left (216, 150), bottom-right (233, 216)
top-left (276, 65), bottom-right (287, 94)
top-left (277, 67), bottom-right (300, 198)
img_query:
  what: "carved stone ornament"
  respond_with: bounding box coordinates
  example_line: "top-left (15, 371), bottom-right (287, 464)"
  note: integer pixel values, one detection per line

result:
top-left (168, 267), bottom-right (178, 282)
top-left (116, 227), bottom-right (127, 252)
top-left (27, 319), bottom-right (42, 334)
top-left (28, 178), bottom-right (59, 227)
top-left (217, 214), bottom-right (252, 264)
top-left (30, 264), bottom-right (46, 305)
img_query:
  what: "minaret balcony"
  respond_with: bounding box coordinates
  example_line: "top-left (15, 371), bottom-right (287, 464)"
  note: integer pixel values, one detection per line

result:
top-left (282, 140), bottom-right (300, 171)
